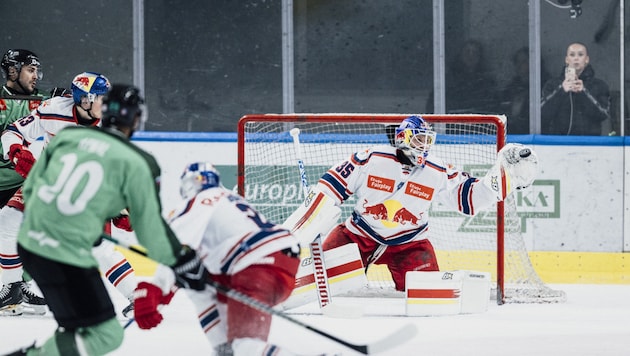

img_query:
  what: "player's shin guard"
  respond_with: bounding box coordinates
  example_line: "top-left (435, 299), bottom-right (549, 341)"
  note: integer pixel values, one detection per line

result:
top-left (0, 206), bottom-right (24, 285)
top-left (92, 239), bottom-right (138, 302)
top-left (185, 287), bottom-right (229, 347)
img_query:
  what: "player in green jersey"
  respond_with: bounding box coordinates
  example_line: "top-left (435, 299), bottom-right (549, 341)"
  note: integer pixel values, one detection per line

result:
top-left (7, 84), bottom-right (206, 356)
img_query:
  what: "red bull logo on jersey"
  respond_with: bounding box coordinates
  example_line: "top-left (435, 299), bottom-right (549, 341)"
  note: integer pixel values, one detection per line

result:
top-left (367, 175), bottom-right (395, 192)
top-left (362, 200), bottom-right (388, 220)
top-left (392, 207), bottom-right (418, 225)
top-left (362, 199), bottom-right (421, 228)
top-left (405, 182), bottom-right (434, 200)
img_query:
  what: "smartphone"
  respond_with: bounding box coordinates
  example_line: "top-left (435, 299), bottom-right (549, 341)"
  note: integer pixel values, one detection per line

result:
top-left (565, 66), bottom-right (576, 81)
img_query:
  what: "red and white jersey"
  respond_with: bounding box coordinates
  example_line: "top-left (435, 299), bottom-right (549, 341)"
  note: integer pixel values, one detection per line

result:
top-left (317, 145), bottom-right (498, 246)
top-left (1, 96), bottom-right (100, 159)
top-left (166, 187), bottom-right (299, 275)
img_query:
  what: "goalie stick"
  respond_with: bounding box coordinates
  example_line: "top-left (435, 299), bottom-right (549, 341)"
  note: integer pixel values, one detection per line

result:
top-left (290, 128), bottom-right (332, 309)
top-left (103, 234), bottom-right (418, 354)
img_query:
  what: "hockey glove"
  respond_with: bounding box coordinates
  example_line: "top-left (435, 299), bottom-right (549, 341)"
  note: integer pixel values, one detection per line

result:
top-left (133, 281), bottom-right (176, 329)
top-left (8, 144), bottom-right (35, 178)
top-left (171, 245), bottom-right (207, 291)
top-left (112, 214), bottom-right (133, 232)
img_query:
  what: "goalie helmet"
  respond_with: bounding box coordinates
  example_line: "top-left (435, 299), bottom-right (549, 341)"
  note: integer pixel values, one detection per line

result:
top-left (395, 115), bottom-right (436, 167)
top-left (180, 162), bottom-right (222, 200)
top-left (71, 72), bottom-right (111, 105)
top-left (1, 49), bottom-right (42, 80)
top-left (102, 84), bottom-right (144, 129)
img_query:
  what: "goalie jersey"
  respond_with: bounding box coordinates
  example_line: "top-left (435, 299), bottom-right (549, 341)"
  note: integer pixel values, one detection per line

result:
top-left (167, 187), bottom-right (300, 275)
top-left (317, 145), bottom-right (499, 246)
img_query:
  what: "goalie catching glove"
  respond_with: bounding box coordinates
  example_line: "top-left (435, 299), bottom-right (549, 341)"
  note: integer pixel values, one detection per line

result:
top-left (482, 143), bottom-right (539, 200)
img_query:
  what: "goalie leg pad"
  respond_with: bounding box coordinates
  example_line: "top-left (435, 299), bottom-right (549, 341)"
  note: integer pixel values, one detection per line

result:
top-left (282, 188), bottom-right (341, 246)
top-left (405, 270), bottom-right (490, 316)
top-left (281, 243), bottom-right (367, 310)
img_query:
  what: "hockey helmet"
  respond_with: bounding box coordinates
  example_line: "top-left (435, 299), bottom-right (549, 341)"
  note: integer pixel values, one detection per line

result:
top-left (71, 72), bottom-right (111, 105)
top-left (180, 162), bottom-right (221, 200)
top-left (102, 84), bottom-right (144, 129)
top-left (1, 49), bottom-right (42, 80)
top-left (395, 115), bottom-right (436, 166)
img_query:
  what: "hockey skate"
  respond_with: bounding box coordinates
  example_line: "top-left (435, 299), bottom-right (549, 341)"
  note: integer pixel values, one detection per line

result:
top-left (0, 282), bottom-right (23, 316)
top-left (19, 281), bottom-right (47, 315)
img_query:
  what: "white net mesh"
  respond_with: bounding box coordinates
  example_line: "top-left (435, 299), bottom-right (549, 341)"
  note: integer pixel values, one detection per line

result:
top-left (238, 114), bottom-right (565, 303)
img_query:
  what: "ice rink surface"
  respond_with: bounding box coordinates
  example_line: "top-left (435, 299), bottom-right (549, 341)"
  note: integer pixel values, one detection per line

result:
top-left (0, 283), bottom-right (628, 356)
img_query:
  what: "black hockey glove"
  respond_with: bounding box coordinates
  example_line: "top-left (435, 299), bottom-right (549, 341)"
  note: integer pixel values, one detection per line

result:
top-left (171, 245), bottom-right (207, 291)
top-left (50, 87), bottom-right (69, 97)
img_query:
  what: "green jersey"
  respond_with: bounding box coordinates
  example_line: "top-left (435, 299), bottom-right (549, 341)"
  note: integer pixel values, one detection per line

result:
top-left (0, 85), bottom-right (46, 190)
top-left (18, 126), bottom-right (180, 268)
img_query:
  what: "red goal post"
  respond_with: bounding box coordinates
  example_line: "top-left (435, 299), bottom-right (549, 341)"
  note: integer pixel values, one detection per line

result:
top-left (237, 114), bottom-right (565, 304)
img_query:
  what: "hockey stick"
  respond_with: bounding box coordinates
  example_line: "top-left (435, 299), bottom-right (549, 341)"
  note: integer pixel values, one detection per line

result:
top-left (102, 234), bottom-right (417, 354)
top-left (290, 128), bottom-right (333, 309)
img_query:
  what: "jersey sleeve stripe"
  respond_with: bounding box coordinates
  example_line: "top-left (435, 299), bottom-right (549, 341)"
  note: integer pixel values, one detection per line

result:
top-left (458, 177), bottom-right (477, 215)
top-left (320, 172), bottom-right (349, 201)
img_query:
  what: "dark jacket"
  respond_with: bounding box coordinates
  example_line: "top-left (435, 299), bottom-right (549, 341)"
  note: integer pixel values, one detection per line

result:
top-left (540, 64), bottom-right (611, 135)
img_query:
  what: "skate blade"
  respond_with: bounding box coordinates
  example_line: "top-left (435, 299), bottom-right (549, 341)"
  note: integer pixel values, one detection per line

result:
top-left (0, 304), bottom-right (24, 316)
top-left (21, 303), bottom-right (47, 316)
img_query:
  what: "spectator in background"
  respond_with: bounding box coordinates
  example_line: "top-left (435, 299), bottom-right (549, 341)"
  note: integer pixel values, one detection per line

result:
top-left (500, 46), bottom-right (550, 134)
top-left (426, 39), bottom-right (499, 114)
top-left (541, 42), bottom-right (612, 135)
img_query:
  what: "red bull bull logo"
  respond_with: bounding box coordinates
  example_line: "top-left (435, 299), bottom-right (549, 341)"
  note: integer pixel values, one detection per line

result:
top-left (362, 199), bottom-right (421, 227)
top-left (392, 207), bottom-right (418, 225)
top-left (362, 200), bottom-right (388, 220)
top-left (72, 75), bottom-right (94, 92)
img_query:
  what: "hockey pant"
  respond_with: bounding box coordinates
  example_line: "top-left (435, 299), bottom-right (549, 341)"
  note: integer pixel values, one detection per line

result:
top-left (208, 250), bottom-right (299, 347)
top-left (323, 224), bottom-right (439, 291)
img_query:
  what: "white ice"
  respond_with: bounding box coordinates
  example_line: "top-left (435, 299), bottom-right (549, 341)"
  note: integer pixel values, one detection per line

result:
top-left (0, 284), bottom-right (628, 356)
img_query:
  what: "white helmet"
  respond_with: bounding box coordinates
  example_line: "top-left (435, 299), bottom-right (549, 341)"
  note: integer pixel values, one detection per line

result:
top-left (395, 115), bottom-right (436, 167)
top-left (180, 162), bottom-right (221, 200)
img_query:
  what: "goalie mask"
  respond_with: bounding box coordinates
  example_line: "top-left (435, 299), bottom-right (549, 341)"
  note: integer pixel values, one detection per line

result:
top-left (395, 115), bottom-right (436, 167)
top-left (180, 162), bottom-right (222, 200)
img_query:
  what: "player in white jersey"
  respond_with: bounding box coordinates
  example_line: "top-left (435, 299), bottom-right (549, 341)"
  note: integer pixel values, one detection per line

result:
top-left (0, 72), bottom-right (138, 316)
top-left (288, 115), bottom-right (538, 291)
top-left (165, 162), bottom-right (301, 356)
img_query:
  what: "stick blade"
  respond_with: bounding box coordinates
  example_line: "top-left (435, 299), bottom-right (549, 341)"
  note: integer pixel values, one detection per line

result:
top-left (365, 323), bottom-right (418, 355)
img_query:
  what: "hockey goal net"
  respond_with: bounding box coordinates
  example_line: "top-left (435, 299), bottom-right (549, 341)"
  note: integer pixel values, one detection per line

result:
top-left (237, 114), bottom-right (565, 304)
